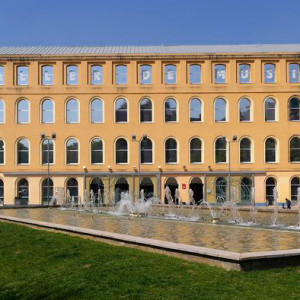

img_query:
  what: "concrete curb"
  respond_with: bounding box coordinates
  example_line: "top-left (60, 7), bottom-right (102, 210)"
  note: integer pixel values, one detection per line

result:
top-left (0, 214), bottom-right (299, 271)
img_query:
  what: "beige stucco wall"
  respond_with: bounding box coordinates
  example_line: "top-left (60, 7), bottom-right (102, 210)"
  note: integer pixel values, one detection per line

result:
top-left (0, 53), bottom-right (299, 205)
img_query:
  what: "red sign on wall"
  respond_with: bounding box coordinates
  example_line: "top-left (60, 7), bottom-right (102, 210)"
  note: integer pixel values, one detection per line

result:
top-left (182, 184), bottom-right (186, 189)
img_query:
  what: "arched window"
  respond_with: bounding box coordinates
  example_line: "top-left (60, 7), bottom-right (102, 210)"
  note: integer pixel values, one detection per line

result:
top-left (240, 138), bottom-right (252, 163)
top-left (66, 98), bottom-right (79, 123)
top-left (241, 177), bottom-right (252, 203)
top-left (115, 65), bottom-right (127, 84)
top-left (214, 64), bottom-right (226, 84)
top-left (0, 99), bottom-right (4, 123)
top-left (140, 65), bottom-right (152, 84)
top-left (17, 139), bottom-right (29, 164)
top-left (289, 97), bottom-right (300, 121)
top-left (164, 177), bottom-right (179, 204)
top-left (66, 178), bottom-right (78, 202)
top-left (66, 65), bottom-right (78, 85)
top-left (90, 98), bottom-right (103, 123)
top-left (17, 99), bottom-right (29, 124)
top-left (91, 65), bottom-right (103, 85)
top-left (239, 98), bottom-right (251, 122)
top-left (189, 98), bottom-right (202, 122)
top-left (265, 138), bottom-right (277, 163)
top-left (239, 64), bottom-right (250, 84)
top-left (165, 138), bottom-right (177, 163)
top-left (91, 138), bottom-right (103, 164)
top-left (42, 65), bottom-right (54, 85)
top-left (164, 64), bottom-right (176, 84)
top-left (41, 178), bottom-right (53, 205)
top-left (41, 99), bottom-right (54, 123)
top-left (266, 177), bottom-right (276, 205)
top-left (66, 138), bottom-right (78, 164)
top-left (41, 139), bottom-right (54, 164)
top-left (115, 98), bottom-right (127, 123)
top-left (165, 98), bottom-right (177, 122)
top-left (0, 140), bottom-right (4, 164)
top-left (114, 177), bottom-right (129, 203)
top-left (190, 138), bottom-right (202, 163)
top-left (290, 136), bottom-right (300, 162)
top-left (17, 66), bottom-right (28, 85)
top-left (17, 178), bottom-right (29, 204)
top-left (215, 137), bottom-right (227, 163)
top-left (140, 98), bottom-right (152, 122)
top-left (214, 98), bottom-right (227, 122)
top-left (140, 177), bottom-right (154, 199)
top-left (141, 138), bottom-right (153, 163)
top-left (264, 98), bottom-right (276, 121)
top-left (0, 65), bottom-right (4, 85)
top-left (189, 64), bottom-right (201, 84)
top-left (115, 138), bottom-right (128, 164)
top-left (0, 179), bottom-right (3, 205)
top-left (289, 63), bottom-right (300, 83)
top-left (216, 177), bottom-right (227, 202)
top-left (264, 63), bottom-right (275, 83)
top-left (291, 177), bottom-right (300, 202)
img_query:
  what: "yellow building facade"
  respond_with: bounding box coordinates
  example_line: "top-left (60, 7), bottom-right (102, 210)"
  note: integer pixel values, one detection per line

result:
top-left (0, 45), bottom-right (300, 206)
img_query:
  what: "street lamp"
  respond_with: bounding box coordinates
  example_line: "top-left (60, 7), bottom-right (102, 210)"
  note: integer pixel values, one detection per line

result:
top-left (41, 132), bottom-right (56, 206)
top-left (132, 134), bottom-right (148, 199)
top-left (221, 135), bottom-right (237, 202)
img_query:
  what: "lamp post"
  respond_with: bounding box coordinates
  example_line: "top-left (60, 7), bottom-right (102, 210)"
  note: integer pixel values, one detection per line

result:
top-left (132, 134), bottom-right (148, 200)
top-left (221, 135), bottom-right (237, 202)
top-left (41, 133), bottom-right (56, 206)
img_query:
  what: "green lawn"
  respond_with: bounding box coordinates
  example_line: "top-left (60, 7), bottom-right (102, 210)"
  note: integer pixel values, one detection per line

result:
top-left (0, 222), bottom-right (299, 300)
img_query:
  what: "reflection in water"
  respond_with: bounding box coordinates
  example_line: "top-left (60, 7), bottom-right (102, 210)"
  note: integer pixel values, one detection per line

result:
top-left (0, 208), bottom-right (299, 253)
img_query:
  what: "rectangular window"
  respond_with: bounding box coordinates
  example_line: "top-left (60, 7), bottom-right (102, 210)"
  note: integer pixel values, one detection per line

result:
top-left (17, 66), bottom-right (29, 85)
top-left (289, 63), bottom-right (300, 83)
top-left (264, 63), bottom-right (276, 83)
top-left (66, 65), bottom-right (78, 85)
top-left (115, 65), bottom-right (127, 84)
top-left (164, 64), bottom-right (176, 84)
top-left (140, 65), bottom-right (152, 84)
top-left (214, 64), bottom-right (226, 84)
top-left (0, 66), bottom-right (4, 85)
top-left (239, 64), bottom-right (251, 83)
top-left (189, 64), bottom-right (201, 84)
top-left (42, 66), bottom-right (54, 85)
top-left (91, 65), bottom-right (103, 85)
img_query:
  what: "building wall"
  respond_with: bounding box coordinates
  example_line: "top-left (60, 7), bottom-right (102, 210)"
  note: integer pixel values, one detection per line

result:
top-left (0, 53), bottom-right (300, 205)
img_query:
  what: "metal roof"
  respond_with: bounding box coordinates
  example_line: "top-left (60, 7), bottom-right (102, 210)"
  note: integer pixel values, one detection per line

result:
top-left (0, 44), bottom-right (300, 55)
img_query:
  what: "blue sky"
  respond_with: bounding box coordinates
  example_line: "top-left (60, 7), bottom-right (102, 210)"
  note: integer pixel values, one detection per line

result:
top-left (1, 0), bottom-right (299, 46)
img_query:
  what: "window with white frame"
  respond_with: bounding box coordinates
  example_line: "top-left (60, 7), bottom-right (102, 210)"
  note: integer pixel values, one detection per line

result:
top-left (41, 99), bottom-right (54, 123)
top-left (240, 138), bottom-right (252, 163)
top-left (265, 138), bottom-right (277, 163)
top-left (190, 138), bottom-right (202, 163)
top-left (115, 98), bottom-right (127, 123)
top-left (115, 138), bottom-right (128, 164)
top-left (17, 99), bottom-right (29, 124)
top-left (214, 98), bottom-right (227, 122)
top-left (66, 99), bottom-right (79, 123)
top-left (17, 139), bottom-right (29, 164)
top-left (90, 98), bottom-right (103, 123)
top-left (91, 138), bottom-right (103, 164)
top-left (66, 138), bottom-right (79, 164)
top-left (165, 138), bottom-right (177, 163)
